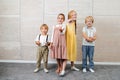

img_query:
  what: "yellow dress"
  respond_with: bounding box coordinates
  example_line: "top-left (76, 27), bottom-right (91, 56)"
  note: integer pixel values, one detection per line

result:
top-left (66, 22), bottom-right (77, 61)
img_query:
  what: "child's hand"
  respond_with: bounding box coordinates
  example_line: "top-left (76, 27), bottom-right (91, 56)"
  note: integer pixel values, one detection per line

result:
top-left (49, 43), bottom-right (53, 49)
top-left (68, 18), bottom-right (76, 23)
top-left (45, 42), bottom-right (50, 46)
top-left (35, 41), bottom-right (40, 46)
top-left (89, 37), bottom-right (94, 42)
top-left (59, 26), bottom-right (63, 32)
top-left (89, 36), bottom-right (96, 42)
top-left (68, 19), bottom-right (73, 23)
top-left (86, 37), bottom-right (93, 42)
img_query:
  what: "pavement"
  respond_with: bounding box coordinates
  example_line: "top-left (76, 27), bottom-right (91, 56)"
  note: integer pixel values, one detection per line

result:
top-left (0, 63), bottom-right (120, 80)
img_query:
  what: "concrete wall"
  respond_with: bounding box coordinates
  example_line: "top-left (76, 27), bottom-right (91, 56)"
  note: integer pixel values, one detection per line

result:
top-left (0, 0), bottom-right (120, 62)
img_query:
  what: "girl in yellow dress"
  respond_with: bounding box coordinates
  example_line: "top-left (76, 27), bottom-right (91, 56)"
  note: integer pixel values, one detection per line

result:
top-left (66, 10), bottom-right (79, 71)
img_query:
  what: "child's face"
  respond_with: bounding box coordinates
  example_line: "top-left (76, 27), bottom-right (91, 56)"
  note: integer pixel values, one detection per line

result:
top-left (57, 15), bottom-right (64, 24)
top-left (41, 26), bottom-right (48, 35)
top-left (86, 20), bottom-right (93, 27)
top-left (71, 12), bottom-right (77, 20)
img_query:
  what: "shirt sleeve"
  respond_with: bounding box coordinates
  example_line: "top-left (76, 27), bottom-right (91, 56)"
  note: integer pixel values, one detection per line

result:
top-left (35, 34), bottom-right (39, 41)
top-left (51, 26), bottom-right (55, 43)
top-left (82, 27), bottom-right (86, 32)
top-left (61, 24), bottom-right (66, 34)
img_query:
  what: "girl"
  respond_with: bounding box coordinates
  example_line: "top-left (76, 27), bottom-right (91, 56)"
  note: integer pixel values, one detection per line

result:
top-left (50, 13), bottom-right (67, 76)
top-left (66, 10), bottom-right (79, 71)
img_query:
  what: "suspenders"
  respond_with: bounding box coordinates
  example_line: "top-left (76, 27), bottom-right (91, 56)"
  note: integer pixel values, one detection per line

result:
top-left (38, 34), bottom-right (41, 41)
top-left (38, 34), bottom-right (48, 42)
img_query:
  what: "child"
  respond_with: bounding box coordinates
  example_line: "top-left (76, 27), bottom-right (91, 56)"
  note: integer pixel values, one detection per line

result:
top-left (82, 16), bottom-right (96, 73)
top-left (66, 10), bottom-right (79, 71)
top-left (50, 13), bottom-right (67, 76)
top-left (34, 24), bottom-right (50, 73)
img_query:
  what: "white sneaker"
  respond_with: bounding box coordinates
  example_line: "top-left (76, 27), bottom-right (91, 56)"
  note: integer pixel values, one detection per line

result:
top-left (34, 68), bottom-right (40, 73)
top-left (44, 68), bottom-right (49, 73)
top-left (82, 68), bottom-right (87, 73)
top-left (59, 70), bottom-right (65, 76)
top-left (71, 66), bottom-right (79, 71)
top-left (89, 68), bottom-right (95, 73)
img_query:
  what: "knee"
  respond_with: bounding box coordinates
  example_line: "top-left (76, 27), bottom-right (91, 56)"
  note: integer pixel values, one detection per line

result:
top-left (82, 57), bottom-right (87, 61)
top-left (89, 57), bottom-right (93, 61)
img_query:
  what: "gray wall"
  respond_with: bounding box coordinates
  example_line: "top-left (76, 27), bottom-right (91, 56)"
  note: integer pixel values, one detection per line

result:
top-left (0, 0), bottom-right (120, 62)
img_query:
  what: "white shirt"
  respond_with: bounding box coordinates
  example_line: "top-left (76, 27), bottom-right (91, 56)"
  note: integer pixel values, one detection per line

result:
top-left (82, 26), bottom-right (96, 46)
top-left (51, 24), bottom-right (66, 42)
top-left (35, 34), bottom-right (50, 46)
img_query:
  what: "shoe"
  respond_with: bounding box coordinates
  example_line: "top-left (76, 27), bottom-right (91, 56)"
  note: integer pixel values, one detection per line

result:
top-left (89, 68), bottom-right (95, 73)
top-left (82, 68), bottom-right (87, 73)
top-left (34, 68), bottom-right (40, 73)
top-left (71, 66), bottom-right (79, 71)
top-left (59, 70), bottom-right (65, 76)
top-left (44, 68), bottom-right (49, 73)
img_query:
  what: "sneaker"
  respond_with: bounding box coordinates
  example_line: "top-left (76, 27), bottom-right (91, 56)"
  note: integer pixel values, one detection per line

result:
top-left (71, 66), bottom-right (79, 71)
top-left (89, 68), bottom-right (95, 73)
top-left (34, 68), bottom-right (40, 73)
top-left (44, 68), bottom-right (49, 73)
top-left (82, 68), bottom-right (87, 73)
top-left (59, 70), bottom-right (65, 76)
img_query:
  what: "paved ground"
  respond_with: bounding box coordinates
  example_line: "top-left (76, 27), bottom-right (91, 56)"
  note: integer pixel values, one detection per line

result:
top-left (0, 63), bottom-right (120, 80)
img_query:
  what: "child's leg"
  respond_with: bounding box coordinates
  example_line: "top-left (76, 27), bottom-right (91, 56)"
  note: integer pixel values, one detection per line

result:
top-left (34, 47), bottom-right (42, 73)
top-left (59, 59), bottom-right (63, 72)
top-left (56, 59), bottom-right (61, 73)
top-left (62, 59), bottom-right (67, 71)
top-left (71, 61), bottom-right (74, 67)
top-left (82, 45), bottom-right (88, 69)
top-left (36, 47), bottom-right (42, 69)
top-left (88, 46), bottom-right (94, 69)
top-left (59, 59), bottom-right (67, 76)
top-left (43, 47), bottom-right (49, 69)
top-left (43, 47), bottom-right (49, 73)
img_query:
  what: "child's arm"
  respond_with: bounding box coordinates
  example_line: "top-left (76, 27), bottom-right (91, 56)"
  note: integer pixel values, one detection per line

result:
top-left (62, 24), bottom-right (66, 34)
top-left (35, 35), bottom-right (40, 46)
top-left (59, 24), bottom-right (66, 34)
top-left (49, 42), bottom-right (53, 49)
top-left (90, 28), bottom-right (97, 41)
top-left (51, 26), bottom-right (55, 43)
top-left (35, 41), bottom-right (40, 46)
top-left (91, 32), bottom-right (97, 41)
top-left (82, 32), bottom-right (93, 42)
top-left (59, 26), bottom-right (63, 32)
top-left (68, 19), bottom-right (74, 23)
top-left (82, 27), bottom-right (92, 42)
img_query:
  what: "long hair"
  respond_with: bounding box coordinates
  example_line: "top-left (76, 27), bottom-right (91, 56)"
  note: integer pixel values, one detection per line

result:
top-left (68, 10), bottom-right (77, 34)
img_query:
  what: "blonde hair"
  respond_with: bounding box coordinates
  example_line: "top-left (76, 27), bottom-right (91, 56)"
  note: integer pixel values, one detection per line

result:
top-left (57, 13), bottom-right (65, 21)
top-left (40, 24), bottom-right (49, 31)
top-left (85, 16), bottom-right (94, 23)
top-left (68, 10), bottom-right (77, 19)
top-left (68, 10), bottom-right (77, 34)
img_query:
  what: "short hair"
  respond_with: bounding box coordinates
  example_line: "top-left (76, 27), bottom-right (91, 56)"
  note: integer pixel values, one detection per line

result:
top-left (85, 16), bottom-right (94, 23)
top-left (40, 24), bottom-right (49, 31)
top-left (57, 13), bottom-right (65, 21)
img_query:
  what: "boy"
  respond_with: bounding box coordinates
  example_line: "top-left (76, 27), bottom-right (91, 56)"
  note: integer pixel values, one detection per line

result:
top-left (82, 16), bottom-right (96, 73)
top-left (34, 24), bottom-right (50, 73)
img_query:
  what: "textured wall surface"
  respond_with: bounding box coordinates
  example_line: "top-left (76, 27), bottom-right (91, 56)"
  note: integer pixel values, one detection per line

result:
top-left (0, 0), bottom-right (120, 62)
